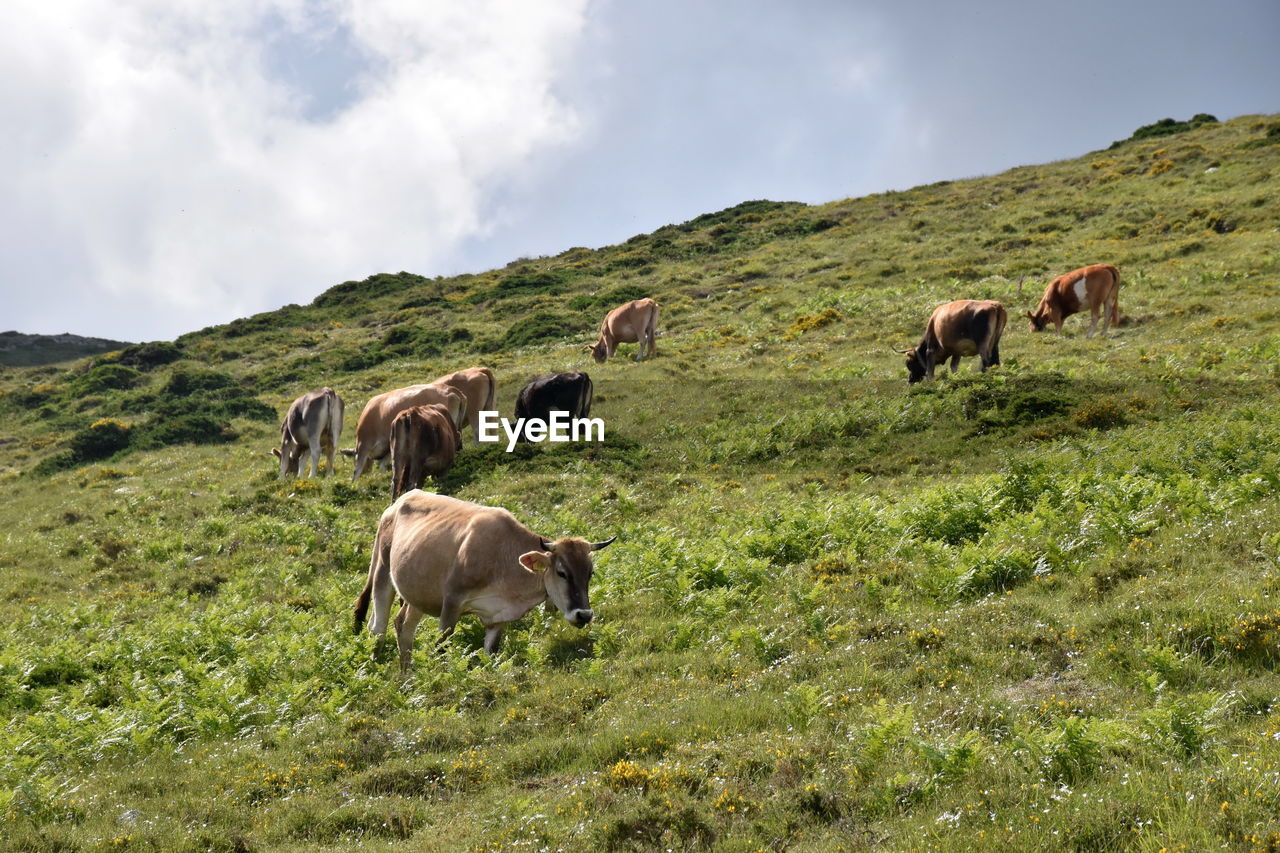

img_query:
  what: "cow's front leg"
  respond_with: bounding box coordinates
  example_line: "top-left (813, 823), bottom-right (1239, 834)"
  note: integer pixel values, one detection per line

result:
top-left (483, 623), bottom-right (506, 655)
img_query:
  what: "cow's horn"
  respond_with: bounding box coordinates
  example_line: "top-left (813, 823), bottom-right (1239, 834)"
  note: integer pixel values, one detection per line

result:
top-left (890, 345), bottom-right (912, 355)
top-left (539, 538), bottom-right (555, 551)
top-left (590, 535), bottom-right (617, 551)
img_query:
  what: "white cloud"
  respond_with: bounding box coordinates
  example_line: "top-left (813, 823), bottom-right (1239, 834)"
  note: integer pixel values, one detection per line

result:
top-left (0, 0), bottom-right (587, 338)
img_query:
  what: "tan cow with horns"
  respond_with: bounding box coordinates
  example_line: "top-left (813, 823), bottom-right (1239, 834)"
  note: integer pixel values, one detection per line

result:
top-left (897, 300), bottom-right (1008, 384)
top-left (353, 491), bottom-right (616, 671)
top-left (1025, 263), bottom-right (1121, 337)
top-left (587, 298), bottom-right (659, 362)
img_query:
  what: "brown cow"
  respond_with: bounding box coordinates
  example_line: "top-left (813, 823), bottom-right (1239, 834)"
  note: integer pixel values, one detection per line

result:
top-left (899, 300), bottom-right (1007, 384)
top-left (352, 491), bottom-right (616, 671)
top-left (587, 298), bottom-right (659, 363)
top-left (273, 388), bottom-right (343, 477)
top-left (1026, 264), bottom-right (1121, 337)
top-left (429, 367), bottom-right (496, 444)
top-left (389, 404), bottom-right (460, 499)
top-left (348, 384), bottom-right (466, 481)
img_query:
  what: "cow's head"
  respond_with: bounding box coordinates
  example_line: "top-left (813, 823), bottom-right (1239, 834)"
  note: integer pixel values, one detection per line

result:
top-left (272, 443), bottom-right (300, 476)
top-left (1026, 309), bottom-right (1049, 332)
top-left (519, 535), bottom-right (616, 627)
top-left (895, 346), bottom-right (927, 384)
top-left (585, 340), bottom-right (608, 364)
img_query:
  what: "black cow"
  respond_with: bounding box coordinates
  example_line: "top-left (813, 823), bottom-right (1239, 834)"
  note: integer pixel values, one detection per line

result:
top-left (513, 372), bottom-right (593, 441)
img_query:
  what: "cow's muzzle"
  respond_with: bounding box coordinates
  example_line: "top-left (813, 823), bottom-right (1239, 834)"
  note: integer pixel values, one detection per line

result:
top-left (568, 608), bottom-right (594, 628)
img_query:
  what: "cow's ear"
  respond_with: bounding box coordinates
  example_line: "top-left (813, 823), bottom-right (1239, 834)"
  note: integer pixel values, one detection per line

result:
top-left (519, 551), bottom-right (552, 573)
top-left (1025, 310), bottom-right (1035, 320)
top-left (271, 447), bottom-right (281, 458)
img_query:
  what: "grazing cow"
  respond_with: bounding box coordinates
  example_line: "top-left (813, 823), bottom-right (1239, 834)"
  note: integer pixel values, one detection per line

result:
top-left (389, 404), bottom-right (461, 499)
top-left (273, 388), bottom-right (343, 477)
top-left (513, 372), bottom-right (593, 442)
top-left (352, 491), bottom-right (616, 671)
top-left (1026, 264), bottom-right (1121, 337)
top-left (898, 300), bottom-right (1008, 384)
top-left (348, 385), bottom-right (466, 481)
top-left (587, 298), bottom-right (659, 363)
top-left (429, 367), bottom-right (497, 444)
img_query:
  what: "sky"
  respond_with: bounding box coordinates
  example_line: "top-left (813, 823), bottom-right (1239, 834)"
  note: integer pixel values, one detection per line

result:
top-left (2, 0), bottom-right (1277, 343)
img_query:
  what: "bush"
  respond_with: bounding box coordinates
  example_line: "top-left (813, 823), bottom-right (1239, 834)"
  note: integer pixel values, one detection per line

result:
top-left (503, 312), bottom-right (576, 349)
top-left (164, 369), bottom-right (235, 396)
top-left (1109, 114), bottom-right (1218, 148)
top-left (106, 341), bottom-right (184, 370)
top-left (312, 272), bottom-right (428, 309)
top-left (68, 418), bottom-right (132, 461)
top-left (71, 364), bottom-right (141, 394)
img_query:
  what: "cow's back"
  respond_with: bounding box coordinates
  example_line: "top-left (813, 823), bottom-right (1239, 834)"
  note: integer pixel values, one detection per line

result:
top-left (358, 385), bottom-right (463, 446)
top-left (386, 492), bottom-right (537, 615)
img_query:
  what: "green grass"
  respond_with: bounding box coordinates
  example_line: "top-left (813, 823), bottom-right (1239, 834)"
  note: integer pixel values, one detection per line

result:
top-left (2, 114), bottom-right (1280, 851)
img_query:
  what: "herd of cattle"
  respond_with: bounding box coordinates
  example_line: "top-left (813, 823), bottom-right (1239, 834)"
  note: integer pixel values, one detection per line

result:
top-left (270, 269), bottom-right (1119, 670)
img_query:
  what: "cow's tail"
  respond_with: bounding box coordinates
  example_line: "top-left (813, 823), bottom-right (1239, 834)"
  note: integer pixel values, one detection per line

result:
top-left (1109, 265), bottom-right (1121, 324)
top-left (354, 510), bottom-right (394, 634)
top-left (987, 304), bottom-right (1008, 366)
top-left (481, 368), bottom-right (496, 414)
top-left (327, 389), bottom-right (344, 449)
top-left (390, 415), bottom-right (409, 499)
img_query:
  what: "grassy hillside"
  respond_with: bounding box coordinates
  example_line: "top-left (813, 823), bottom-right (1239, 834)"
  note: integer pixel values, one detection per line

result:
top-left (2, 114), bottom-right (1279, 851)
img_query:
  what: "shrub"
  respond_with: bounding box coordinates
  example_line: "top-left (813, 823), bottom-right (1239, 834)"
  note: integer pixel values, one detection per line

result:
top-left (312, 271), bottom-right (428, 308)
top-left (164, 369), bottom-right (235, 396)
top-left (107, 341), bottom-right (184, 370)
top-left (1110, 114), bottom-right (1218, 148)
top-left (71, 364), bottom-right (141, 394)
top-left (503, 312), bottom-right (575, 349)
top-left (68, 418), bottom-right (132, 461)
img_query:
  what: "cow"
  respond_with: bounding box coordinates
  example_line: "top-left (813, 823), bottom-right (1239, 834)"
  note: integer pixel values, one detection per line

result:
top-left (347, 384), bottom-right (467, 481)
top-left (389, 404), bottom-right (461, 499)
top-left (898, 300), bottom-right (1008, 384)
top-left (1025, 263), bottom-right (1121, 337)
top-left (513, 372), bottom-right (593, 442)
top-left (428, 367), bottom-right (497, 444)
top-left (587, 298), bottom-right (659, 363)
top-left (352, 491), bottom-right (616, 671)
top-left (272, 387), bottom-right (344, 477)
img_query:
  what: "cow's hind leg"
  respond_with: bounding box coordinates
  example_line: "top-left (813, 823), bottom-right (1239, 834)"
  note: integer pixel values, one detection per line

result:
top-left (483, 623), bottom-right (507, 655)
top-left (437, 596), bottom-right (463, 651)
top-left (395, 603), bottom-right (426, 673)
top-left (949, 355), bottom-right (961, 374)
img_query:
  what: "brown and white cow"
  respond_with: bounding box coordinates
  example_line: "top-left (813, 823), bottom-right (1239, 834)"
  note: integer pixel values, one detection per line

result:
top-left (273, 387), bottom-right (344, 477)
top-left (898, 300), bottom-right (1008, 384)
top-left (428, 367), bottom-right (496, 443)
top-left (348, 384), bottom-right (466, 481)
top-left (587, 298), bottom-right (659, 363)
top-left (352, 491), bottom-right (615, 671)
top-left (1026, 264), bottom-right (1121, 337)
top-left (389, 404), bottom-right (460, 499)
